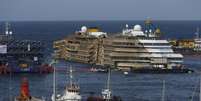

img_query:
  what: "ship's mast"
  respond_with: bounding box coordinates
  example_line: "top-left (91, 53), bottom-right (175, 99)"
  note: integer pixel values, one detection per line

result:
top-left (200, 74), bottom-right (201, 101)
top-left (9, 70), bottom-right (12, 101)
top-left (51, 59), bottom-right (57, 101)
top-left (105, 67), bottom-right (111, 101)
top-left (69, 65), bottom-right (73, 86)
top-left (107, 68), bottom-right (111, 93)
top-left (161, 80), bottom-right (165, 101)
top-left (195, 27), bottom-right (200, 39)
top-left (5, 22), bottom-right (12, 35)
top-left (53, 63), bottom-right (56, 101)
top-left (5, 22), bottom-right (9, 35)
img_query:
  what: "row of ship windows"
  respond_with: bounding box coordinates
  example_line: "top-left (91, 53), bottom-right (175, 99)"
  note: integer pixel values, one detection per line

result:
top-left (110, 57), bottom-right (182, 60)
top-left (140, 43), bottom-right (170, 46)
top-left (113, 42), bottom-right (170, 46)
top-left (111, 57), bottom-right (150, 60)
top-left (68, 55), bottom-right (89, 60)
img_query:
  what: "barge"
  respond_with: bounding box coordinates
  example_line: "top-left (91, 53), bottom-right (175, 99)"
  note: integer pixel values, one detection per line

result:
top-left (169, 28), bottom-right (201, 56)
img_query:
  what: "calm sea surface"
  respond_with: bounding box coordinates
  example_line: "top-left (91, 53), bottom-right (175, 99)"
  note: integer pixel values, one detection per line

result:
top-left (0, 21), bottom-right (201, 101)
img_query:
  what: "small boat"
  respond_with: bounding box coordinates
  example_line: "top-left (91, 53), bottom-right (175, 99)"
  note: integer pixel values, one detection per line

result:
top-left (52, 65), bottom-right (81, 101)
top-left (87, 68), bottom-right (122, 101)
top-left (90, 67), bottom-right (98, 72)
top-left (15, 78), bottom-right (45, 101)
top-left (123, 71), bottom-right (129, 75)
top-left (90, 66), bottom-right (108, 73)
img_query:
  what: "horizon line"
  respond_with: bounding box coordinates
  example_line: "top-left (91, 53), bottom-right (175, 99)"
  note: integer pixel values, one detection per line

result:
top-left (0, 19), bottom-right (201, 22)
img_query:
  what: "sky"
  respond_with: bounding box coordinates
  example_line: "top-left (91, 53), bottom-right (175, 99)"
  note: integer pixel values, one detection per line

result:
top-left (0, 0), bottom-right (201, 21)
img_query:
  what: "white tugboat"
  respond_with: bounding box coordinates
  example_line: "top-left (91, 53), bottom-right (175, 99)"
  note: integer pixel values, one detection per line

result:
top-left (52, 65), bottom-right (81, 101)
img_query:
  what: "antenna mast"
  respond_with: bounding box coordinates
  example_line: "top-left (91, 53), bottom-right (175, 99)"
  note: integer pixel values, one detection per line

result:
top-left (197, 28), bottom-right (200, 39)
top-left (5, 22), bottom-right (9, 35)
top-left (51, 59), bottom-right (56, 101)
top-left (161, 80), bottom-right (165, 101)
top-left (107, 68), bottom-right (111, 91)
top-left (69, 65), bottom-right (73, 86)
top-left (200, 74), bottom-right (201, 101)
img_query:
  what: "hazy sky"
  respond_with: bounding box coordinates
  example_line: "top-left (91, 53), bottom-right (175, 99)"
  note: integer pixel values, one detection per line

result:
top-left (0, 0), bottom-right (201, 21)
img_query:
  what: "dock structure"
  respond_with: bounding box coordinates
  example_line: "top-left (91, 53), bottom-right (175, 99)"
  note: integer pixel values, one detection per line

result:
top-left (0, 33), bottom-right (44, 70)
top-left (0, 22), bottom-right (52, 74)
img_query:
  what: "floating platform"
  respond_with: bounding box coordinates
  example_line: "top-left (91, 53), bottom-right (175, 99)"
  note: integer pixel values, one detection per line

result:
top-left (0, 23), bottom-right (53, 74)
top-left (131, 68), bottom-right (194, 74)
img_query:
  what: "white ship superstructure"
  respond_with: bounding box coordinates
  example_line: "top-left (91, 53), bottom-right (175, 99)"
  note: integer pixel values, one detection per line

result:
top-left (103, 24), bottom-right (184, 70)
top-left (139, 39), bottom-right (183, 69)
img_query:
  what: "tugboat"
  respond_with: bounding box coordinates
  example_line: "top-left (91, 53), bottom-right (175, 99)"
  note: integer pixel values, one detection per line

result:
top-left (0, 22), bottom-right (53, 74)
top-left (15, 78), bottom-right (45, 101)
top-left (52, 65), bottom-right (81, 101)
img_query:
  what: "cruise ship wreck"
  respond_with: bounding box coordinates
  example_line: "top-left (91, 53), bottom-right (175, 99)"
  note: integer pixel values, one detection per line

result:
top-left (54, 26), bottom-right (106, 65)
top-left (54, 20), bottom-right (193, 73)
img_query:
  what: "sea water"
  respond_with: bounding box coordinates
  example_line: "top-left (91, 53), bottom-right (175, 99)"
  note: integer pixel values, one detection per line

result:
top-left (0, 21), bottom-right (201, 101)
